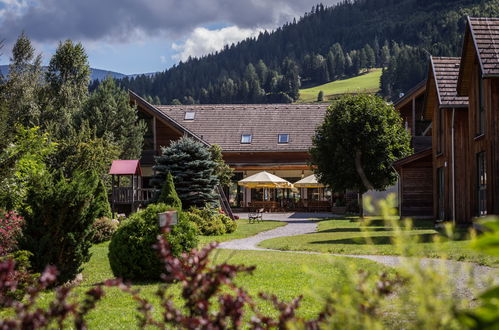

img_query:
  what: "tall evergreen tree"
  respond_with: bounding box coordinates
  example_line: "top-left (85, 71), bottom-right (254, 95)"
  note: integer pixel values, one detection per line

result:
top-left (152, 137), bottom-right (219, 209)
top-left (5, 32), bottom-right (43, 128)
top-left (78, 77), bottom-right (146, 160)
top-left (45, 40), bottom-right (90, 136)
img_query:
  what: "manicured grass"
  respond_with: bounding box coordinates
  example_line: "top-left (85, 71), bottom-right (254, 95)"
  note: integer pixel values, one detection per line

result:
top-left (298, 69), bottom-right (382, 103)
top-left (198, 219), bottom-right (286, 246)
top-left (258, 217), bottom-right (499, 267)
top-left (28, 241), bottom-right (389, 328)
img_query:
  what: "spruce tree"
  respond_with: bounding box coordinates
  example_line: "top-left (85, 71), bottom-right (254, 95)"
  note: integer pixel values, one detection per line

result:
top-left (152, 137), bottom-right (219, 209)
top-left (158, 172), bottom-right (182, 209)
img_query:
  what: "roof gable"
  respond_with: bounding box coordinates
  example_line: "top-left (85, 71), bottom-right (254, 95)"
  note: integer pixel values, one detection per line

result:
top-left (109, 160), bottom-right (142, 175)
top-left (458, 16), bottom-right (499, 95)
top-left (427, 57), bottom-right (468, 111)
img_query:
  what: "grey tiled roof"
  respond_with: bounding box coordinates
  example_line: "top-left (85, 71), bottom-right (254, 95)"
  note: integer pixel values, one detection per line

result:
top-left (431, 57), bottom-right (468, 107)
top-left (155, 104), bottom-right (329, 152)
top-left (470, 17), bottom-right (499, 76)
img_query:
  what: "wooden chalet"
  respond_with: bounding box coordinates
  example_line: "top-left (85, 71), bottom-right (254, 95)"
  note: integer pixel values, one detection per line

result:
top-left (393, 81), bottom-right (433, 218)
top-left (456, 16), bottom-right (499, 218)
top-left (396, 16), bottom-right (499, 224)
top-left (130, 91), bottom-right (333, 210)
top-left (425, 57), bottom-right (469, 223)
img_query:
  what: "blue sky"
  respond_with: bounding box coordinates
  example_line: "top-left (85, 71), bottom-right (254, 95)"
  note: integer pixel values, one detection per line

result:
top-left (0, 0), bottom-right (337, 75)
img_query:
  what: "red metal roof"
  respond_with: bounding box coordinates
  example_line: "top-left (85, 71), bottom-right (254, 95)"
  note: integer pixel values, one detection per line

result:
top-left (109, 160), bottom-right (142, 175)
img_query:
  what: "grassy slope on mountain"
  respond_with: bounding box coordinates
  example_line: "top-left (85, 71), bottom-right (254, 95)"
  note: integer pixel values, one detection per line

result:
top-left (298, 69), bottom-right (382, 103)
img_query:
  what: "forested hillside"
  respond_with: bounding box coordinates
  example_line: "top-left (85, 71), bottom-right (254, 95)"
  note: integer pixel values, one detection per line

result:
top-left (117, 0), bottom-right (499, 104)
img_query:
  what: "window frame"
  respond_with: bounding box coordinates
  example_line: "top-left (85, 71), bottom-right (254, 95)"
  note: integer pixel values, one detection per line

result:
top-left (437, 108), bottom-right (444, 154)
top-left (476, 70), bottom-right (485, 136)
top-left (477, 152), bottom-right (487, 217)
top-left (437, 167), bottom-right (445, 221)
top-left (278, 134), bottom-right (289, 144)
top-left (240, 134), bottom-right (252, 144)
top-left (184, 111), bottom-right (195, 120)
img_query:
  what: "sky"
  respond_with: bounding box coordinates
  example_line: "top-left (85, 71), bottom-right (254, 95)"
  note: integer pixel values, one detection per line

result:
top-left (0, 0), bottom-right (338, 75)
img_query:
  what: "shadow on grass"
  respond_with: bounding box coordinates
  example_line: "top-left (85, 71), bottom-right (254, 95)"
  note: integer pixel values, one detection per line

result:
top-left (310, 233), bottom-right (441, 245)
top-left (317, 227), bottom-right (392, 233)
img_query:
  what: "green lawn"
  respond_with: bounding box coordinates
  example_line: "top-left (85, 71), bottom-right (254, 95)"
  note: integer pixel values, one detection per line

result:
top-left (33, 242), bottom-right (388, 328)
top-left (198, 220), bottom-right (286, 246)
top-left (298, 69), bottom-right (382, 103)
top-left (258, 217), bottom-right (499, 267)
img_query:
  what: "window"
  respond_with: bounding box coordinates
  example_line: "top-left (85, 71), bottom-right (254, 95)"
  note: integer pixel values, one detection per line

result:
top-left (477, 70), bottom-right (485, 135)
top-left (184, 112), bottom-right (195, 120)
top-left (278, 134), bottom-right (289, 144)
top-left (477, 152), bottom-right (487, 216)
top-left (241, 134), bottom-right (252, 144)
top-left (437, 167), bottom-right (445, 220)
top-left (437, 108), bottom-right (444, 154)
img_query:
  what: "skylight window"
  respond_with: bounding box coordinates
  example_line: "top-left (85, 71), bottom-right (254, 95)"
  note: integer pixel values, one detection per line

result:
top-left (278, 134), bottom-right (289, 144)
top-left (241, 134), bottom-right (252, 144)
top-left (184, 111), bottom-right (195, 120)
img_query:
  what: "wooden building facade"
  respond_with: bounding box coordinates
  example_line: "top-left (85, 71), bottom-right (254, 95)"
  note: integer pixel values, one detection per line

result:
top-left (393, 81), bottom-right (433, 218)
top-left (425, 57), bottom-right (470, 224)
top-left (457, 16), bottom-right (499, 218)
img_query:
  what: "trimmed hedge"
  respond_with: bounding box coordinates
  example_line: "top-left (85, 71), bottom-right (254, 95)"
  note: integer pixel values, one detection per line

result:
top-left (108, 203), bottom-right (198, 280)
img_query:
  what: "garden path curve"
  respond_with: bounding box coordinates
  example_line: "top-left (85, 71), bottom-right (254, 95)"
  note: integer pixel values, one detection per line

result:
top-left (219, 213), bottom-right (498, 294)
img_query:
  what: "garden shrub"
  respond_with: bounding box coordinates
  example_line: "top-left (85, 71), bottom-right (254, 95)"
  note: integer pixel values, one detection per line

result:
top-left (108, 203), bottom-right (198, 280)
top-left (94, 179), bottom-right (112, 218)
top-left (0, 250), bottom-right (38, 306)
top-left (188, 207), bottom-right (231, 236)
top-left (91, 217), bottom-right (118, 244)
top-left (157, 171), bottom-right (182, 209)
top-left (187, 210), bottom-right (226, 236)
top-left (0, 209), bottom-right (25, 256)
top-left (219, 212), bottom-right (237, 233)
top-left (20, 170), bottom-right (101, 284)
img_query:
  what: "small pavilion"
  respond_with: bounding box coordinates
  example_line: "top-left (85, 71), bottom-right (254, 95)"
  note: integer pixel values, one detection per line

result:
top-left (109, 160), bottom-right (155, 214)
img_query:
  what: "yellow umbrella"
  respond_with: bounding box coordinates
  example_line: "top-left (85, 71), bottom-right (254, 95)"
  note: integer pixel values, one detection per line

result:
top-left (293, 174), bottom-right (325, 188)
top-left (238, 171), bottom-right (293, 188)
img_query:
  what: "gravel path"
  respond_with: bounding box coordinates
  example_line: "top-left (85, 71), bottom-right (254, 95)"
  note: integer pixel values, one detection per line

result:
top-left (219, 215), bottom-right (498, 295)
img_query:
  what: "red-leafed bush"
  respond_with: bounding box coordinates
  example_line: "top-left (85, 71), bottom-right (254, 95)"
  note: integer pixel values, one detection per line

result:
top-left (0, 209), bottom-right (25, 256)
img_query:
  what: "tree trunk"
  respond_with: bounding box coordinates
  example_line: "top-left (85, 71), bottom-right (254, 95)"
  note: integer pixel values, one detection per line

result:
top-left (358, 192), bottom-right (364, 218)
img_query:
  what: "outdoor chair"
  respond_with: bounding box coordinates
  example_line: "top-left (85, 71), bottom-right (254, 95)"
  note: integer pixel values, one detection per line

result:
top-left (248, 208), bottom-right (264, 224)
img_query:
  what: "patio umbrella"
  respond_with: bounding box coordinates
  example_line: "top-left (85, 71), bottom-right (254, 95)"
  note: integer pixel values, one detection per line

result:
top-left (238, 171), bottom-right (293, 188)
top-left (293, 174), bottom-right (325, 188)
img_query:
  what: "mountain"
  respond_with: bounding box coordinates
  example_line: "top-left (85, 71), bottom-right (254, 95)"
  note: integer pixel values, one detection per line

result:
top-left (116, 0), bottom-right (499, 104)
top-left (0, 65), bottom-right (129, 81)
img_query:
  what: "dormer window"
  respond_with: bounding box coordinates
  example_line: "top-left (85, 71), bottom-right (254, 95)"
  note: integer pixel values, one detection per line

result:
top-left (184, 111), bottom-right (195, 120)
top-left (278, 134), bottom-right (289, 144)
top-left (241, 134), bottom-right (252, 144)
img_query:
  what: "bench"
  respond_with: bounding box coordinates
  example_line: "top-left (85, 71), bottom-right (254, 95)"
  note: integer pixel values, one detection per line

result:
top-left (248, 208), bottom-right (264, 224)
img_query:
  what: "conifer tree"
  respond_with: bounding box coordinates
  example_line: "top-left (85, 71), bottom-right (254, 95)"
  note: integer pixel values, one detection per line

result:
top-left (158, 172), bottom-right (182, 209)
top-left (94, 178), bottom-right (112, 218)
top-left (317, 90), bottom-right (324, 102)
top-left (6, 32), bottom-right (43, 128)
top-left (21, 171), bottom-right (101, 284)
top-left (152, 137), bottom-right (219, 209)
top-left (44, 40), bottom-right (90, 137)
top-left (78, 77), bottom-right (146, 160)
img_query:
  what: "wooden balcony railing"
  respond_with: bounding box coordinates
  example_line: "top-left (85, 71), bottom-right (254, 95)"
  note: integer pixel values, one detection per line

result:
top-left (111, 187), bottom-right (157, 204)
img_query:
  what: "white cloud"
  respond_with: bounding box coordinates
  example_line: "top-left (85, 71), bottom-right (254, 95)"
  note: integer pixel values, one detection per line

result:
top-left (172, 25), bottom-right (262, 62)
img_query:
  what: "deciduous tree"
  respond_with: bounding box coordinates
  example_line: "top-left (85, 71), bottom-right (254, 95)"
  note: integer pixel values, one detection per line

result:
top-left (310, 94), bottom-right (411, 216)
